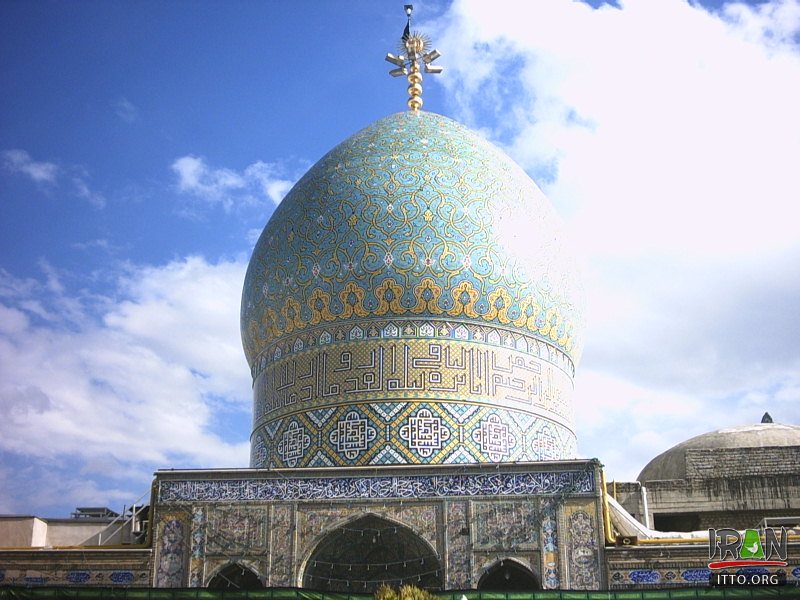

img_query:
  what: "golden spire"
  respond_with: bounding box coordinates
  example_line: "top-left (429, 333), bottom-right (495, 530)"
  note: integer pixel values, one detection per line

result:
top-left (385, 4), bottom-right (443, 111)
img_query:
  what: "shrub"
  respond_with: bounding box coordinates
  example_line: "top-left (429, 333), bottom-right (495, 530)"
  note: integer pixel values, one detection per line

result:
top-left (374, 584), bottom-right (438, 600)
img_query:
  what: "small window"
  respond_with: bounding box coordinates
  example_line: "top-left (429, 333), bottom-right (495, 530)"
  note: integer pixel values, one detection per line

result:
top-left (653, 513), bottom-right (700, 532)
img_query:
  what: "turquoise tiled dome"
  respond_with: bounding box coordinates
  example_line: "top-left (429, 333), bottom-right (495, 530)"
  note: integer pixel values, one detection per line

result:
top-left (241, 111), bottom-right (583, 469)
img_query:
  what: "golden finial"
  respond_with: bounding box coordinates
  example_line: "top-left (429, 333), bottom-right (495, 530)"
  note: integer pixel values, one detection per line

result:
top-left (385, 4), bottom-right (443, 111)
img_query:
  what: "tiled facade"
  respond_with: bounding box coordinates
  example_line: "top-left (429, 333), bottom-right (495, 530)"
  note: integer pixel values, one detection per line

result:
top-left (0, 549), bottom-right (151, 587)
top-left (150, 462), bottom-right (604, 590)
top-left (605, 546), bottom-right (800, 590)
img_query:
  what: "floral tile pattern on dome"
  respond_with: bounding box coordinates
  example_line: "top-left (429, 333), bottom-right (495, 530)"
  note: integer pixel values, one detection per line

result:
top-left (242, 110), bottom-right (583, 368)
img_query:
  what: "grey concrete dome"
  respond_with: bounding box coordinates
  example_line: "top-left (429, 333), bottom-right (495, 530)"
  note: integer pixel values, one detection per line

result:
top-left (637, 420), bottom-right (800, 482)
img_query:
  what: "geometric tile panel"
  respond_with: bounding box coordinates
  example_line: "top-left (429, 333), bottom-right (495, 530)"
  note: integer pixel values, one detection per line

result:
top-left (329, 409), bottom-right (377, 460)
top-left (250, 333), bottom-right (576, 468)
top-left (250, 398), bottom-right (576, 469)
top-left (472, 413), bottom-right (516, 461)
top-left (531, 423), bottom-right (561, 461)
top-left (399, 407), bottom-right (451, 458)
top-left (275, 419), bottom-right (311, 468)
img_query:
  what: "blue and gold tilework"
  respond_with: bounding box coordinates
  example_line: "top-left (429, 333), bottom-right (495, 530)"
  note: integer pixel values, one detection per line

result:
top-left (241, 111), bottom-right (583, 468)
top-left (248, 319), bottom-right (577, 468)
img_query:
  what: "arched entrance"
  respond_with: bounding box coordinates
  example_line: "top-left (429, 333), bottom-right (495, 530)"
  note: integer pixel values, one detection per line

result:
top-left (207, 563), bottom-right (263, 590)
top-left (303, 514), bottom-right (442, 592)
top-left (478, 559), bottom-right (540, 591)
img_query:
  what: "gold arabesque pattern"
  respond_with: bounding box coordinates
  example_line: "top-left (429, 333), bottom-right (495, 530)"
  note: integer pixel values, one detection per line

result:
top-left (255, 278), bottom-right (573, 349)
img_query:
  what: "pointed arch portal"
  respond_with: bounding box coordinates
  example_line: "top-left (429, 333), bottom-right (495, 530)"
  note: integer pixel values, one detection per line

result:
top-left (207, 563), bottom-right (263, 590)
top-left (478, 559), bottom-right (541, 591)
top-left (303, 515), bottom-right (443, 592)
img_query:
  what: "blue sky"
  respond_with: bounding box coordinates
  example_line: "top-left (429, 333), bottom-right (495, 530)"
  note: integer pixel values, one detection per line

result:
top-left (1, 0), bottom-right (799, 518)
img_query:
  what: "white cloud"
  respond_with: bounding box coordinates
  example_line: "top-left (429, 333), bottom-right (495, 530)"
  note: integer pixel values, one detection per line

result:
top-left (114, 97), bottom-right (139, 123)
top-left (438, 0), bottom-right (800, 258)
top-left (105, 256), bottom-right (249, 401)
top-left (71, 238), bottom-right (118, 253)
top-left (2, 148), bottom-right (106, 207)
top-left (0, 304), bottom-right (29, 335)
top-left (245, 160), bottom-right (294, 205)
top-left (436, 0), bottom-right (800, 480)
top-left (172, 155), bottom-right (294, 211)
top-left (0, 457), bottom-right (144, 517)
top-left (722, 0), bottom-right (800, 45)
top-left (573, 364), bottom-right (800, 481)
top-left (172, 156), bottom-right (245, 202)
top-left (2, 149), bottom-right (59, 183)
top-left (72, 172), bottom-right (106, 208)
top-left (0, 257), bottom-right (251, 514)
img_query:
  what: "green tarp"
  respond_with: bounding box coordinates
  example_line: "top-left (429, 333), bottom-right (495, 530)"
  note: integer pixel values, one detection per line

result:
top-left (0, 588), bottom-right (797, 600)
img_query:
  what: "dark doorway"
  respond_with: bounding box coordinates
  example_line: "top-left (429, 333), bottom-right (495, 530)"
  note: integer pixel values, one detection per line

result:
top-left (207, 563), bottom-right (263, 590)
top-left (303, 514), bottom-right (443, 592)
top-left (478, 559), bottom-right (540, 591)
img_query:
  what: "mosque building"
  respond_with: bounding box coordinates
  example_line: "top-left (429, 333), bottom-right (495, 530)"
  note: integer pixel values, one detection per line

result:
top-left (1, 8), bottom-right (798, 594)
